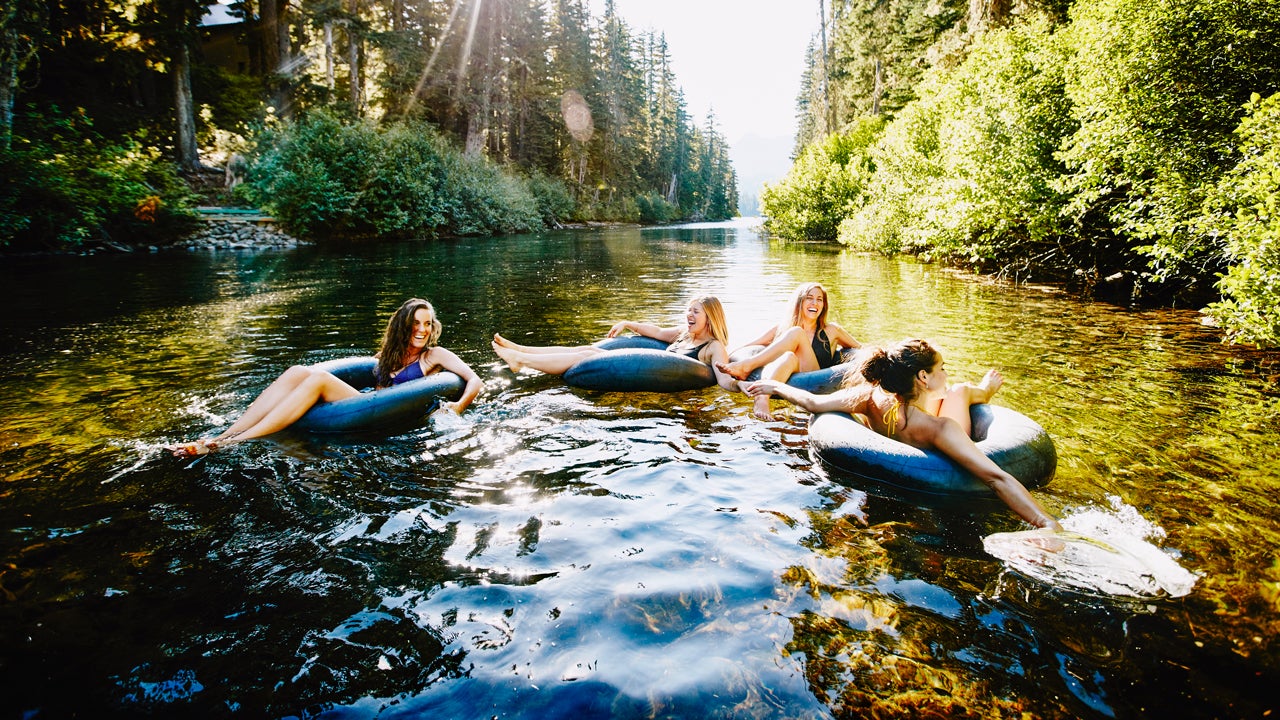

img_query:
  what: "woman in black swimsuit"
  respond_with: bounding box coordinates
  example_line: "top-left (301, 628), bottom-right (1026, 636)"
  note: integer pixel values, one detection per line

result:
top-left (492, 295), bottom-right (739, 390)
top-left (168, 298), bottom-right (482, 457)
top-left (716, 282), bottom-right (861, 420)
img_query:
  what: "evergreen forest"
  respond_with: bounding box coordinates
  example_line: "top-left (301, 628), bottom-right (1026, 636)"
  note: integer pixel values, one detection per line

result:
top-left (0, 0), bottom-right (737, 249)
top-left (768, 0), bottom-right (1280, 346)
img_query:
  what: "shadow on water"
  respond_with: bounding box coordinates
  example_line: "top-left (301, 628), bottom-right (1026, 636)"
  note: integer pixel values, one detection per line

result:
top-left (1, 220), bottom-right (1278, 718)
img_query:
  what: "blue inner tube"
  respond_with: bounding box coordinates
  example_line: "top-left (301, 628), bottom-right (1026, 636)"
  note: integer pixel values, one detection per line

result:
top-left (293, 356), bottom-right (464, 433)
top-left (728, 344), bottom-right (855, 394)
top-left (808, 404), bottom-right (1057, 496)
top-left (562, 335), bottom-right (716, 392)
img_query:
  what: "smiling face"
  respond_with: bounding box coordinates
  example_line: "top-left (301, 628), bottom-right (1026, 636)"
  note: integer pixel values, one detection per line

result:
top-left (802, 288), bottom-right (825, 321)
top-left (790, 283), bottom-right (830, 329)
top-left (409, 307), bottom-right (436, 352)
top-left (686, 301), bottom-right (709, 337)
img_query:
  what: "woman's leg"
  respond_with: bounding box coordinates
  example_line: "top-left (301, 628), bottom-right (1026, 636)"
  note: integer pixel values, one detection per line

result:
top-left (718, 327), bottom-right (813, 380)
top-left (750, 352), bottom-right (800, 420)
top-left (215, 368), bottom-right (360, 445)
top-left (211, 365), bottom-right (312, 442)
top-left (493, 333), bottom-right (594, 355)
top-left (492, 340), bottom-right (604, 375)
top-left (934, 369), bottom-right (1003, 437)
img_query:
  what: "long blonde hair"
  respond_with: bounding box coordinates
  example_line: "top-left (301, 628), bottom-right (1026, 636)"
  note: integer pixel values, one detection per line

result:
top-left (786, 282), bottom-right (830, 329)
top-left (675, 294), bottom-right (730, 349)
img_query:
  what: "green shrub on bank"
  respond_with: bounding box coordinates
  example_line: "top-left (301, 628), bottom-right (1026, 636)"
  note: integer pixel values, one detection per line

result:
top-left (760, 118), bottom-right (883, 242)
top-left (1201, 94), bottom-right (1280, 346)
top-left (0, 110), bottom-right (198, 252)
top-left (1057, 0), bottom-right (1280, 302)
top-left (636, 192), bottom-right (678, 224)
top-left (840, 19), bottom-right (1074, 278)
top-left (242, 112), bottom-right (547, 240)
top-left (525, 170), bottom-right (576, 226)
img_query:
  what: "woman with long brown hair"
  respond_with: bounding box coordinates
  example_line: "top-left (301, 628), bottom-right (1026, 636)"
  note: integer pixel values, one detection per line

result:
top-left (168, 298), bottom-right (482, 456)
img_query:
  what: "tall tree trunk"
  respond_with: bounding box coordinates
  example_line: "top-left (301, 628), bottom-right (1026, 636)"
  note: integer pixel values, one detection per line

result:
top-left (464, 2), bottom-right (497, 157)
top-left (818, 0), bottom-right (830, 135)
top-left (871, 58), bottom-right (882, 116)
top-left (260, 0), bottom-right (293, 116)
top-left (391, 0), bottom-right (404, 32)
top-left (968, 0), bottom-right (1011, 34)
top-left (261, 0), bottom-right (280, 75)
top-left (174, 43), bottom-right (201, 171)
top-left (1, 3), bottom-right (40, 152)
top-left (0, 29), bottom-right (17, 151)
top-left (324, 21), bottom-right (335, 90)
top-left (347, 0), bottom-right (362, 114)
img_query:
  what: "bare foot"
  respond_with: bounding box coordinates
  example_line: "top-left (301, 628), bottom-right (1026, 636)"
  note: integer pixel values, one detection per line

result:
top-left (974, 369), bottom-right (1004, 403)
top-left (493, 333), bottom-right (521, 351)
top-left (751, 394), bottom-right (776, 421)
top-left (716, 360), bottom-right (751, 380)
top-left (168, 439), bottom-right (218, 458)
top-left (491, 340), bottom-right (526, 372)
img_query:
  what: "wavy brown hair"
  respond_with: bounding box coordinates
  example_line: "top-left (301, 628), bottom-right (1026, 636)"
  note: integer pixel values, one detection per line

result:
top-left (375, 298), bottom-right (441, 387)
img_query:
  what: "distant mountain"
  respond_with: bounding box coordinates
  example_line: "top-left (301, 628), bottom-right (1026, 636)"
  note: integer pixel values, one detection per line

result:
top-left (729, 132), bottom-right (795, 215)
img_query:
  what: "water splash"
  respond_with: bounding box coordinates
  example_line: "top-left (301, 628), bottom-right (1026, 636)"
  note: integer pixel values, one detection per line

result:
top-left (983, 496), bottom-right (1198, 598)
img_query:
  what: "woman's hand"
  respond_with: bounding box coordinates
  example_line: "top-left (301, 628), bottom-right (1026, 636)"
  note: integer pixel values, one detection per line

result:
top-left (606, 321), bottom-right (631, 338)
top-left (742, 379), bottom-right (783, 397)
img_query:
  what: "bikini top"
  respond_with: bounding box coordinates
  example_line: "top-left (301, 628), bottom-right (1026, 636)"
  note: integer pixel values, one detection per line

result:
top-left (390, 358), bottom-right (435, 385)
top-left (812, 328), bottom-right (841, 369)
top-left (667, 339), bottom-right (710, 361)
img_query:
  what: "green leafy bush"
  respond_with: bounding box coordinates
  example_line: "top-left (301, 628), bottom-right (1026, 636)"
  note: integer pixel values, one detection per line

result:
top-left (635, 192), bottom-right (677, 224)
top-left (0, 109), bottom-right (198, 252)
top-left (525, 170), bottom-right (576, 226)
top-left (1057, 0), bottom-right (1280, 300)
top-left (242, 112), bottom-right (544, 240)
top-left (840, 18), bottom-right (1074, 279)
top-left (1201, 94), bottom-right (1280, 347)
top-left (761, 118), bottom-right (883, 241)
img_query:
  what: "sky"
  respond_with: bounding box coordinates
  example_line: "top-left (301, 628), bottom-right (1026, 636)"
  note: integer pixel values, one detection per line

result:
top-left (587, 0), bottom-right (818, 206)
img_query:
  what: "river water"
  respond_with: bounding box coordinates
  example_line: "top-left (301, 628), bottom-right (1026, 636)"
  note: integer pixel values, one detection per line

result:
top-left (0, 219), bottom-right (1276, 718)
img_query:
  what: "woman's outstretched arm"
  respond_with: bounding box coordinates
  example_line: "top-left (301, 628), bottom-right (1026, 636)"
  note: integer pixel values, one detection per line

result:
top-left (607, 320), bottom-right (680, 343)
top-left (930, 419), bottom-right (1061, 530)
top-left (742, 379), bottom-right (855, 414)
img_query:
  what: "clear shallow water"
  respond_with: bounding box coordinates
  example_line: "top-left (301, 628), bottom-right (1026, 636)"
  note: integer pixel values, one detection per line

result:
top-left (1, 219), bottom-right (1277, 718)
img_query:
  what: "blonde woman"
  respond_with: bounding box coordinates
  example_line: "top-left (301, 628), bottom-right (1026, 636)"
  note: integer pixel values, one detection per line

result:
top-left (717, 282), bottom-right (861, 419)
top-left (493, 295), bottom-right (739, 391)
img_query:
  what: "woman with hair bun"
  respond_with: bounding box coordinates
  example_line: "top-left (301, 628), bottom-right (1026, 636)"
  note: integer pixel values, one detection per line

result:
top-left (743, 338), bottom-right (1060, 530)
